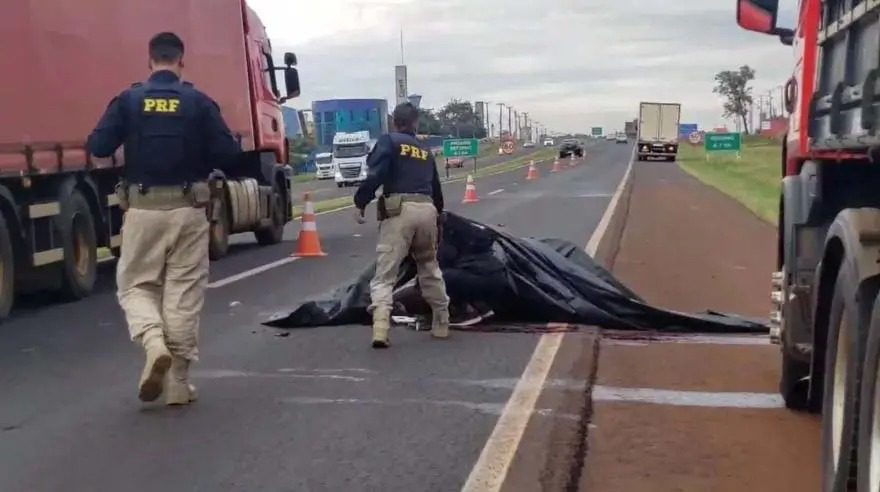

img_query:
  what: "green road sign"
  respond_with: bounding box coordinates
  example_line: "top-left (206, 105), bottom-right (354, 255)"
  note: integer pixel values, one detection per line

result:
top-left (443, 138), bottom-right (479, 158)
top-left (591, 127), bottom-right (603, 136)
top-left (704, 132), bottom-right (742, 153)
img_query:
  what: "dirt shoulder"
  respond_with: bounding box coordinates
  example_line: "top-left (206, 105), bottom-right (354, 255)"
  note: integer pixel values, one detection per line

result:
top-left (578, 160), bottom-right (820, 491)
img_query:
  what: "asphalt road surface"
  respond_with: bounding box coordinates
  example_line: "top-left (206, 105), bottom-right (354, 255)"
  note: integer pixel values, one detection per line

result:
top-left (304, 145), bottom-right (550, 202)
top-left (0, 141), bottom-right (631, 492)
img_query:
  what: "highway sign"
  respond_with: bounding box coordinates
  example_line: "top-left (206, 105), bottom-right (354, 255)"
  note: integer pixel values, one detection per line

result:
top-left (443, 138), bottom-right (479, 158)
top-left (679, 123), bottom-right (698, 138)
top-left (688, 132), bottom-right (703, 145)
top-left (501, 140), bottom-right (515, 155)
top-left (705, 132), bottom-right (741, 152)
top-left (591, 127), bottom-right (603, 137)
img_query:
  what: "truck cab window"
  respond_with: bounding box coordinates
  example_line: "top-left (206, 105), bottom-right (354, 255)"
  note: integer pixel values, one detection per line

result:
top-left (262, 50), bottom-right (279, 98)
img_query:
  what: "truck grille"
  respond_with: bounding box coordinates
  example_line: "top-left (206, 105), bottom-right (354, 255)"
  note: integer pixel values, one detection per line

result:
top-left (340, 166), bottom-right (361, 179)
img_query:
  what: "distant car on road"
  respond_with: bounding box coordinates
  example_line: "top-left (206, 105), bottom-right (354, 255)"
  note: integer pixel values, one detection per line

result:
top-left (523, 141), bottom-right (535, 148)
top-left (605, 133), bottom-right (616, 141)
top-left (543, 139), bottom-right (554, 147)
top-left (446, 158), bottom-right (464, 168)
top-left (558, 139), bottom-right (584, 159)
top-left (615, 133), bottom-right (628, 144)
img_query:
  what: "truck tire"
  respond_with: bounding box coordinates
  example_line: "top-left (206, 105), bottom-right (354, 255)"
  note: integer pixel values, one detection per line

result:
top-left (857, 293), bottom-right (880, 491)
top-left (254, 186), bottom-right (285, 245)
top-left (209, 194), bottom-right (230, 261)
top-left (57, 190), bottom-right (97, 300)
top-left (0, 214), bottom-right (16, 319)
top-left (822, 265), bottom-right (871, 491)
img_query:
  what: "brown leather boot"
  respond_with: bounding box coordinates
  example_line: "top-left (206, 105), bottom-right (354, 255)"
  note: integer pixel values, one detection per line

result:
top-left (165, 357), bottom-right (198, 406)
top-left (372, 308), bottom-right (391, 349)
top-left (138, 331), bottom-right (172, 402)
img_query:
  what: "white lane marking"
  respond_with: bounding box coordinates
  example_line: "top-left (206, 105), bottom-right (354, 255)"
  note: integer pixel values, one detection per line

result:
top-left (207, 257), bottom-right (300, 289)
top-left (604, 334), bottom-right (770, 346)
top-left (592, 386), bottom-right (785, 409)
top-left (585, 146), bottom-right (635, 255)
top-left (193, 369), bottom-right (367, 382)
top-left (488, 189), bottom-right (505, 196)
top-left (462, 148), bottom-right (635, 492)
top-left (577, 193), bottom-right (614, 199)
top-left (282, 396), bottom-right (581, 421)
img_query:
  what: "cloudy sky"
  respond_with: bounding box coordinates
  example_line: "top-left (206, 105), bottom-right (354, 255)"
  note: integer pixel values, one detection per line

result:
top-left (248, 0), bottom-right (797, 134)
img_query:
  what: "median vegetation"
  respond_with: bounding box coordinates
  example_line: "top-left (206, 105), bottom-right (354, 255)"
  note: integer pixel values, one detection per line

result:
top-left (677, 137), bottom-right (781, 224)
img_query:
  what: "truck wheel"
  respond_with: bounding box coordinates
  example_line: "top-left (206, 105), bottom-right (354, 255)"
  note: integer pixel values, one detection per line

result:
top-left (0, 214), bottom-right (16, 319)
top-left (822, 266), bottom-right (870, 491)
top-left (209, 195), bottom-right (230, 261)
top-left (254, 186), bottom-right (285, 245)
top-left (57, 190), bottom-right (97, 300)
top-left (857, 294), bottom-right (880, 491)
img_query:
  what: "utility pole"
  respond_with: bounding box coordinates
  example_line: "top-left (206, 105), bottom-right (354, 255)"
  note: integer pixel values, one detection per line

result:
top-left (523, 112), bottom-right (529, 143)
top-left (507, 106), bottom-right (513, 139)
top-left (514, 110), bottom-right (519, 140)
top-left (483, 101), bottom-right (491, 138)
top-left (497, 103), bottom-right (505, 139)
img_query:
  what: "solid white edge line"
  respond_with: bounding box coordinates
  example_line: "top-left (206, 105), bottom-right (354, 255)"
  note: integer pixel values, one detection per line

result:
top-left (488, 189), bottom-right (505, 196)
top-left (460, 147), bottom-right (635, 492)
top-left (207, 257), bottom-right (300, 289)
top-left (591, 386), bottom-right (785, 409)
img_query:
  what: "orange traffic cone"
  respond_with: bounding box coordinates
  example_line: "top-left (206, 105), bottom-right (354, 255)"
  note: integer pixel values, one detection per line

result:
top-left (526, 160), bottom-right (539, 181)
top-left (569, 155), bottom-right (577, 167)
top-left (551, 158), bottom-right (562, 173)
top-left (292, 192), bottom-right (327, 257)
top-left (462, 175), bottom-right (480, 204)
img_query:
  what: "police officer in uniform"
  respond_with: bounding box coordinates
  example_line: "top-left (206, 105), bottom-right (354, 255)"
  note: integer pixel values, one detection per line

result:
top-left (87, 32), bottom-right (240, 405)
top-left (354, 102), bottom-right (450, 348)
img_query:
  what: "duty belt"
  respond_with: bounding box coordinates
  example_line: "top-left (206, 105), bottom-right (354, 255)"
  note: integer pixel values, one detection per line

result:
top-left (127, 184), bottom-right (207, 210)
top-left (388, 193), bottom-right (433, 204)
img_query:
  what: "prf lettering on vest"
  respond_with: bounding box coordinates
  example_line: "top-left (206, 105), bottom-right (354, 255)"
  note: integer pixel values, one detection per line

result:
top-left (399, 144), bottom-right (429, 161)
top-left (143, 98), bottom-right (181, 114)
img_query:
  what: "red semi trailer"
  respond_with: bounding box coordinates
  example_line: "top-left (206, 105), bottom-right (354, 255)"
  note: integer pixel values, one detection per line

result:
top-left (0, 0), bottom-right (299, 318)
top-left (738, 1), bottom-right (880, 489)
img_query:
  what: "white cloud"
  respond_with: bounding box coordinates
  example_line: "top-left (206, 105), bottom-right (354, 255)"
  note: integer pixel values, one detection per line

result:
top-left (250, 0), bottom-right (794, 133)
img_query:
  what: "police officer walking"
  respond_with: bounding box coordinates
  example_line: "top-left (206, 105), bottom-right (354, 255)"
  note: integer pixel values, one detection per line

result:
top-left (354, 102), bottom-right (450, 348)
top-left (87, 32), bottom-right (240, 405)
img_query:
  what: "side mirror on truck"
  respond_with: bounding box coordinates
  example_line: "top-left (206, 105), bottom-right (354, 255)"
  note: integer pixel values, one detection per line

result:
top-left (279, 52), bottom-right (301, 103)
top-left (736, 0), bottom-right (794, 46)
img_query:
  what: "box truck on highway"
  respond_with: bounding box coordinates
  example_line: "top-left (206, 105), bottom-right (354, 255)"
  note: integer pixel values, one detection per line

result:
top-left (315, 152), bottom-right (334, 179)
top-left (333, 131), bottom-right (373, 187)
top-left (0, 0), bottom-right (300, 319)
top-left (637, 102), bottom-right (681, 161)
top-left (625, 120), bottom-right (638, 139)
top-left (738, 0), bottom-right (880, 487)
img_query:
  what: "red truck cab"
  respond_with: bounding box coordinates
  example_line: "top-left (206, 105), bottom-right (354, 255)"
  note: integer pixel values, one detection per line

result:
top-left (738, 1), bottom-right (880, 489)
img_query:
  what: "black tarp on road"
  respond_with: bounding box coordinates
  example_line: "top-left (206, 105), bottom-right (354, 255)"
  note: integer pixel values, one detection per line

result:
top-left (264, 213), bottom-right (768, 333)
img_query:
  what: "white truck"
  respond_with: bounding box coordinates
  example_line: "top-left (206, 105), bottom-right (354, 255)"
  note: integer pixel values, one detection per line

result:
top-left (314, 152), bottom-right (334, 179)
top-left (333, 131), bottom-right (373, 187)
top-left (637, 102), bottom-right (681, 161)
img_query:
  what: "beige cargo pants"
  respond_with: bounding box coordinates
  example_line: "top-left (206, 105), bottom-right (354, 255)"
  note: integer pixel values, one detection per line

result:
top-left (117, 207), bottom-right (209, 361)
top-left (370, 201), bottom-right (449, 317)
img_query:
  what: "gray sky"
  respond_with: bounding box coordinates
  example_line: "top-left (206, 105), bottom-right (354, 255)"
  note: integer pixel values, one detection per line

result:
top-left (249, 0), bottom-right (796, 134)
